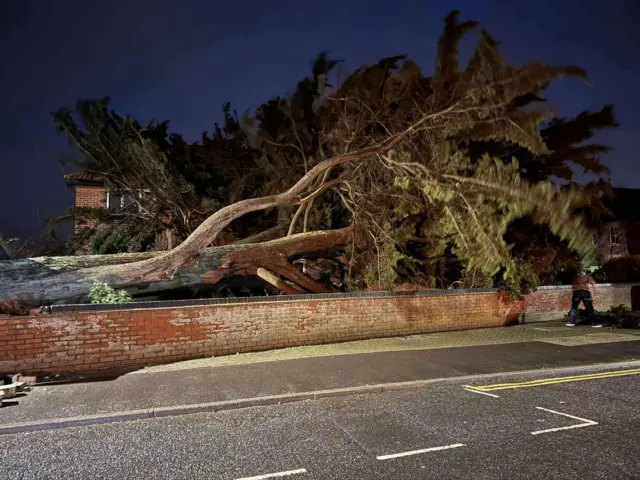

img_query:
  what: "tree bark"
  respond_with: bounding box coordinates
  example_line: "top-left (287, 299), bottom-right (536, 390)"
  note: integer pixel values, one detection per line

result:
top-left (0, 228), bottom-right (352, 307)
top-left (233, 224), bottom-right (288, 245)
top-left (270, 262), bottom-right (333, 293)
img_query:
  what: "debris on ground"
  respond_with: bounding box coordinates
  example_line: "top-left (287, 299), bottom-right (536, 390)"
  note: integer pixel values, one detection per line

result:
top-left (0, 373), bottom-right (35, 407)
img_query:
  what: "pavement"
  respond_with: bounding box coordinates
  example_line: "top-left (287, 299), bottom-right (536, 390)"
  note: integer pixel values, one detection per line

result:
top-left (2, 364), bottom-right (640, 479)
top-left (1, 320), bottom-right (639, 428)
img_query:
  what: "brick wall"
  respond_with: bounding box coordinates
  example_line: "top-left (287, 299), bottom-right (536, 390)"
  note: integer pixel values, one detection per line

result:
top-left (75, 186), bottom-right (107, 209)
top-left (522, 284), bottom-right (634, 322)
top-left (1, 284), bottom-right (636, 374)
top-left (74, 186), bottom-right (107, 233)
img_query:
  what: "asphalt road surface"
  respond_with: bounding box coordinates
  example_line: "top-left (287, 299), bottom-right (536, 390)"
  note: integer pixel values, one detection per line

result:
top-left (2, 365), bottom-right (639, 479)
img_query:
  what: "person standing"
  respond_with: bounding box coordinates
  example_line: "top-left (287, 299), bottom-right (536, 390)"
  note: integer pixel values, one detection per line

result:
top-left (566, 272), bottom-right (601, 327)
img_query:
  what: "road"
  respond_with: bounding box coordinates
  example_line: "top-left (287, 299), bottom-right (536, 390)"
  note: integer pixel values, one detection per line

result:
top-left (2, 365), bottom-right (640, 479)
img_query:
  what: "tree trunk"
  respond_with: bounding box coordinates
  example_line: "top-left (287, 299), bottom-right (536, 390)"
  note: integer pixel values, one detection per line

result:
top-left (0, 228), bottom-right (352, 307)
top-left (233, 224), bottom-right (288, 245)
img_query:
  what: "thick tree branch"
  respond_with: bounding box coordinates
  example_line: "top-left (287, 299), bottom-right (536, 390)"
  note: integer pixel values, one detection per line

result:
top-left (272, 261), bottom-right (333, 294)
top-left (257, 267), bottom-right (303, 295)
top-left (233, 224), bottom-right (288, 245)
top-left (0, 227), bottom-right (353, 307)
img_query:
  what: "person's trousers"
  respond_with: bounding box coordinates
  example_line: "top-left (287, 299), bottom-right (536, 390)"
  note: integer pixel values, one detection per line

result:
top-left (569, 289), bottom-right (595, 324)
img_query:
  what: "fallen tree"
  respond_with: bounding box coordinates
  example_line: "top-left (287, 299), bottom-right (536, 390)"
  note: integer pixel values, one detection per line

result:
top-left (0, 228), bottom-right (350, 306)
top-left (2, 10), bottom-right (611, 308)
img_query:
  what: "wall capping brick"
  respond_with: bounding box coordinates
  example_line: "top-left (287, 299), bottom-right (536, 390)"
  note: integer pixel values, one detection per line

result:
top-left (50, 283), bottom-right (640, 315)
top-left (51, 287), bottom-right (501, 314)
top-left (536, 282), bottom-right (640, 291)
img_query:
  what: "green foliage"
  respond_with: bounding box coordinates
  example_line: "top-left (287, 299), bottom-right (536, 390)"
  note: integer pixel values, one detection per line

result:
top-left (129, 231), bottom-right (157, 253)
top-left (418, 155), bottom-right (594, 288)
top-left (505, 218), bottom-right (582, 286)
top-left (90, 225), bottom-right (156, 254)
top-left (53, 97), bottom-right (263, 249)
top-left (90, 229), bottom-right (129, 254)
top-left (311, 10), bottom-right (603, 294)
top-left (460, 266), bottom-right (494, 289)
top-left (54, 9), bottom-right (615, 299)
top-left (504, 258), bottom-right (540, 300)
top-left (88, 282), bottom-right (133, 304)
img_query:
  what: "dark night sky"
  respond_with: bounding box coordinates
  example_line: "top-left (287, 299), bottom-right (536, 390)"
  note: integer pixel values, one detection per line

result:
top-left (1, 0), bottom-right (639, 237)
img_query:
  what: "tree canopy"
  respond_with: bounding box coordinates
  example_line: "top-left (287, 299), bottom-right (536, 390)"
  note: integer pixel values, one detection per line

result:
top-left (47, 9), bottom-right (616, 300)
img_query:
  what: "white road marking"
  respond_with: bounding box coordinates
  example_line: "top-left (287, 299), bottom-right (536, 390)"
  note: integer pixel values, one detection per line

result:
top-left (531, 407), bottom-right (598, 435)
top-left (463, 388), bottom-right (500, 398)
top-left (235, 468), bottom-right (307, 479)
top-left (377, 443), bottom-right (466, 460)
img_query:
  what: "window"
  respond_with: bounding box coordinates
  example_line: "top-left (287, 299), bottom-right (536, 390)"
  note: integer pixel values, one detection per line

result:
top-left (107, 190), bottom-right (140, 213)
top-left (609, 226), bottom-right (620, 246)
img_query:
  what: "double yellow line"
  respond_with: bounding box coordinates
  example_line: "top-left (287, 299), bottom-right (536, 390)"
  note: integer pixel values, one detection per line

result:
top-left (464, 368), bottom-right (640, 392)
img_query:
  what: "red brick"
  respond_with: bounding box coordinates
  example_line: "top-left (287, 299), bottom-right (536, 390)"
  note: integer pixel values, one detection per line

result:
top-left (1, 284), bottom-right (634, 374)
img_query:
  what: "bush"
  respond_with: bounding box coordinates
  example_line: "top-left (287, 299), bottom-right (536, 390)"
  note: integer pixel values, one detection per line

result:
top-left (88, 282), bottom-right (133, 304)
top-left (505, 258), bottom-right (540, 300)
top-left (90, 229), bottom-right (129, 254)
top-left (598, 305), bottom-right (640, 329)
top-left (90, 226), bottom-right (157, 255)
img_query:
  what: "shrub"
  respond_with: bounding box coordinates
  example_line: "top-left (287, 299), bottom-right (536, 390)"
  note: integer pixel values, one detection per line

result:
top-left (88, 281), bottom-right (133, 304)
top-left (90, 229), bottom-right (129, 254)
top-left (505, 258), bottom-right (540, 300)
top-left (598, 305), bottom-right (640, 329)
top-left (89, 226), bottom-right (157, 255)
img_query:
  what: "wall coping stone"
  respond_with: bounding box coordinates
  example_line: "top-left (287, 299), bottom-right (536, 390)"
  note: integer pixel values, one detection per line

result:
top-left (47, 283), bottom-right (640, 315)
top-left (536, 282), bottom-right (640, 291)
top-left (50, 287), bottom-right (500, 314)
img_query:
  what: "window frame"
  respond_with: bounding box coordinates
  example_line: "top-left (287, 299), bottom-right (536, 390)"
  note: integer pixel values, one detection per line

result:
top-left (106, 189), bottom-right (151, 214)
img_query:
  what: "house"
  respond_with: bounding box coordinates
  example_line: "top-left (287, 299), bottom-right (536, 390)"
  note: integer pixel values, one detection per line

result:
top-left (594, 187), bottom-right (640, 262)
top-left (595, 222), bottom-right (628, 262)
top-left (65, 172), bottom-right (179, 255)
top-left (64, 172), bottom-right (145, 233)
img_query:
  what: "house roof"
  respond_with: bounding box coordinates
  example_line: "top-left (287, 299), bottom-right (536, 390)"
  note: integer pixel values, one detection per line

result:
top-left (63, 172), bottom-right (105, 186)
